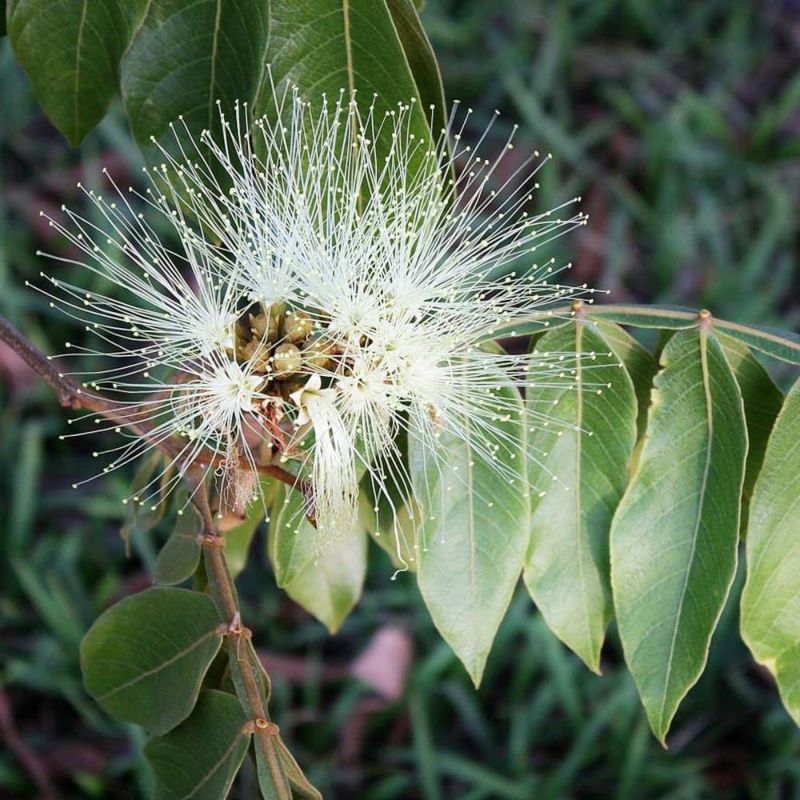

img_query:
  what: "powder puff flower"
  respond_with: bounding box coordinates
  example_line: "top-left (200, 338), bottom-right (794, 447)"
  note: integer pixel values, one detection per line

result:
top-left (32, 86), bottom-right (600, 544)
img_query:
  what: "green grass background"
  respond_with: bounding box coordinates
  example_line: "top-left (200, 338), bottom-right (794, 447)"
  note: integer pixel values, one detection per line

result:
top-left (1, 1), bottom-right (799, 797)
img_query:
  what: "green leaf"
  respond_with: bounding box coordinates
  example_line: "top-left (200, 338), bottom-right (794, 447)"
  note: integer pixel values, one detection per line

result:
top-left (741, 378), bottom-right (800, 665)
top-left (713, 319), bottom-right (800, 366)
top-left (120, 452), bottom-right (169, 552)
top-left (120, 0), bottom-right (270, 154)
top-left (586, 304), bottom-right (698, 330)
top-left (718, 334), bottom-right (783, 529)
top-left (221, 501), bottom-right (266, 580)
top-left (81, 587), bottom-right (222, 734)
top-left (7, 0), bottom-right (149, 144)
top-left (360, 426), bottom-right (418, 571)
top-left (263, 0), bottom-right (434, 158)
top-left (595, 321), bottom-right (657, 440)
top-left (410, 381), bottom-right (529, 685)
top-left (610, 328), bottom-right (747, 742)
top-left (525, 322), bottom-right (637, 672)
top-left (275, 737), bottom-right (323, 799)
top-left (145, 689), bottom-right (250, 800)
top-left (361, 489), bottom-right (419, 572)
top-left (775, 643), bottom-right (800, 726)
top-left (385, 0), bottom-right (447, 133)
top-left (154, 506), bottom-right (204, 586)
top-left (269, 487), bottom-right (367, 633)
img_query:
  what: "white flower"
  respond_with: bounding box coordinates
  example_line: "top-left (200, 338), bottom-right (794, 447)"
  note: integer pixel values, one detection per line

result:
top-left (34, 88), bottom-right (600, 545)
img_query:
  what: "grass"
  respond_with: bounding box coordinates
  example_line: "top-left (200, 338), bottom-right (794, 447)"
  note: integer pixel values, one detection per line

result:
top-left (1, 1), bottom-right (800, 797)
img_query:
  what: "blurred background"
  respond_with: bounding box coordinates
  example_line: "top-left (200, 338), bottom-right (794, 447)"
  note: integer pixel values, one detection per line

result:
top-left (1, 1), bottom-right (799, 797)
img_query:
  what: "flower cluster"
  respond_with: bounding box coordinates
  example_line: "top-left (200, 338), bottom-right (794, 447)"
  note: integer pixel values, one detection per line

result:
top-left (34, 88), bottom-right (595, 556)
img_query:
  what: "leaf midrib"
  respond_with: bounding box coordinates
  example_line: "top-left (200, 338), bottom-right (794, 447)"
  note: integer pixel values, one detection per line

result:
top-left (178, 730), bottom-right (245, 800)
top-left (573, 322), bottom-right (593, 662)
top-left (207, 0), bottom-right (223, 131)
top-left (97, 628), bottom-right (219, 700)
top-left (657, 329), bottom-right (714, 730)
top-left (72, 0), bottom-right (89, 140)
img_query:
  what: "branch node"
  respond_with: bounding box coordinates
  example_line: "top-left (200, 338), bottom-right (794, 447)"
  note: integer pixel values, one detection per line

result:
top-left (255, 718), bottom-right (279, 735)
top-left (222, 611), bottom-right (252, 640)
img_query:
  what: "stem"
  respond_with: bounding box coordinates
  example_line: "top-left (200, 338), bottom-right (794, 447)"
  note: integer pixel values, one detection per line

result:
top-left (195, 490), bottom-right (291, 800)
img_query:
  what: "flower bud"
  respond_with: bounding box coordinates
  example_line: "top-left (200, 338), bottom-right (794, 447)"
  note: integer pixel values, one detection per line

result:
top-left (284, 310), bottom-right (313, 343)
top-left (302, 336), bottom-right (333, 370)
top-left (273, 342), bottom-right (302, 375)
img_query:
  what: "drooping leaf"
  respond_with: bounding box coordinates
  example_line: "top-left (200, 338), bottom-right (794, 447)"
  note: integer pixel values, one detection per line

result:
top-left (410, 381), bottom-right (529, 685)
top-left (741, 378), bottom-right (800, 665)
top-left (595, 321), bottom-right (657, 439)
top-left (121, 0), bottom-right (270, 155)
top-left (81, 587), bottom-right (222, 734)
top-left (153, 505), bottom-right (204, 586)
top-left (145, 689), bottom-right (250, 800)
top-left (262, 0), bottom-right (434, 160)
top-left (7, 0), bottom-right (149, 144)
top-left (610, 328), bottom-right (747, 742)
top-left (269, 486), bottom-right (367, 633)
top-left (718, 334), bottom-right (783, 529)
top-left (525, 322), bottom-right (636, 672)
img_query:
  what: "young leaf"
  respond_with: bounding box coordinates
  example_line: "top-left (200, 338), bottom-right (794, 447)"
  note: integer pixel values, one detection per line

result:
top-left (410, 383), bottom-right (529, 685)
top-left (7, 0), bottom-right (149, 144)
top-left (741, 378), bottom-right (800, 665)
top-left (153, 506), bottom-right (204, 586)
top-left (610, 328), bottom-right (747, 742)
top-left (145, 689), bottom-right (251, 800)
top-left (121, 0), bottom-right (270, 154)
top-left (81, 587), bottom-right (222, 734)
top-left (269, 487), bottom-right (367, 633)
top-left (525, 322), bottom-right (637, 672)
top-left (718, 334), bottom-right (783, 529)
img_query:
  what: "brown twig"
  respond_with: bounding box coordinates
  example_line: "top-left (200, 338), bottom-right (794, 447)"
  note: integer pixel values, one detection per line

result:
top-left (0, 688), bottom-right (61, 800)
top-left (193, 487), bottom-right (293, 799)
